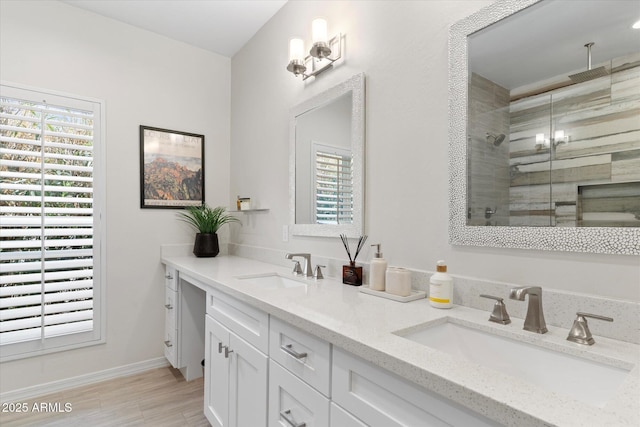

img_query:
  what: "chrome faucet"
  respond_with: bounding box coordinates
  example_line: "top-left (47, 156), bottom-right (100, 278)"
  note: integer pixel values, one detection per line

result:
top-left (285, 253), bottom-right (313, 277)
top-left (509, 286), bottom-right (547, 334)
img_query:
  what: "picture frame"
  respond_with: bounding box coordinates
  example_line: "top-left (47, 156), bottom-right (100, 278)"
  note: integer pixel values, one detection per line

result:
top-left (140, 125), bottom-right (204, 209)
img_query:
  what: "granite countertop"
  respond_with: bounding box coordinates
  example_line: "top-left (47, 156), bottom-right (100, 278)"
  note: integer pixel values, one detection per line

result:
top-left (161, 254), bottom-right (640, 427)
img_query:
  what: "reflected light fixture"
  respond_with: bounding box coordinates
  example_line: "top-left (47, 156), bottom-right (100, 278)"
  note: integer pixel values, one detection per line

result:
top-left (554, 129), bottom-right (569, 145)
top-left (535, 133), bottom-right (549, 151)
top-left (287, 17), bottom-right (342, 80)
top-left (633, 19), bottom-right (640, 29)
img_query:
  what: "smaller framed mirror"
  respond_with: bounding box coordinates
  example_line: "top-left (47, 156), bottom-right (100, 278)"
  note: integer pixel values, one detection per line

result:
top-left (289, 73), bottom-right (365, 237)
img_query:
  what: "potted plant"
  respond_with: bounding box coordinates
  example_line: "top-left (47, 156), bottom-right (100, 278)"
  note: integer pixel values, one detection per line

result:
top-left (177, 204), bottom-right (240, 257)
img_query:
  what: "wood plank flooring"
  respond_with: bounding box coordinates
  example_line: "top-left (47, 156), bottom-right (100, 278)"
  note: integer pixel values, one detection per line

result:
top-left (0, 367), bottom-right (209, 427)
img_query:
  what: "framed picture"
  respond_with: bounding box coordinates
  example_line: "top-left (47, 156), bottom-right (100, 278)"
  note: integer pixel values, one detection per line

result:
top-left (140, 125), bottom-right (204, 209)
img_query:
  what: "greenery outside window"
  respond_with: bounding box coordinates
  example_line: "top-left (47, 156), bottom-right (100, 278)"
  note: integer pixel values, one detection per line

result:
top-left (0, 83), bottom-right (105, 361)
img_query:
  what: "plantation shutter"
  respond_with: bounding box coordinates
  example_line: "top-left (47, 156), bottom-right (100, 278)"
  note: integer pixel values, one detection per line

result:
top-left (0, 83), bottom-right (104, 360)
top-left (314, 144), bottom-right (353, 225)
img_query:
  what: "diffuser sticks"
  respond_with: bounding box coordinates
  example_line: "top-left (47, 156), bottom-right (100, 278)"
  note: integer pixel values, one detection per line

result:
top-left (340, 234), bottom-right (367, 286)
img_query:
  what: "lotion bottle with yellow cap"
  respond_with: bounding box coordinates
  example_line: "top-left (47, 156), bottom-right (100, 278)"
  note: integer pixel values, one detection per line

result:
top-left (429, 260), bottom-right (453, 308)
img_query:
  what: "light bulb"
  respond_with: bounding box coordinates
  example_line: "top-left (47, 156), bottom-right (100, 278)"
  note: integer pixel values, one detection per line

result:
top-left (312, 18), bottom-right (328, 44)
top-left (289, 38), bottom-right (304, 62)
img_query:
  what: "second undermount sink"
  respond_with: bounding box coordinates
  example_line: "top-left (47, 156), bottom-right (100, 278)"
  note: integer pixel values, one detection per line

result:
top-left (235, 273), bottom-right (309, 290)
top-left (394, 318), bottom-right (631, 408)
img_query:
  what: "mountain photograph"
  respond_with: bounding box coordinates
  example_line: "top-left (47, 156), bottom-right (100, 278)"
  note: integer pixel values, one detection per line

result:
top-left (143, 157), bottom-right (202, 205)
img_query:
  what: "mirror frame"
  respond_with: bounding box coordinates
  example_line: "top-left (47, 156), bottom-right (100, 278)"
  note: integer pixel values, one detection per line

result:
top-left (289, 72), bottom-right (365, 237)
top-left (448, 0), bottom-right (639, 255)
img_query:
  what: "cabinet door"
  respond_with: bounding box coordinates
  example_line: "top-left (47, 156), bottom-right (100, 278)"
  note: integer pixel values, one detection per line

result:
top-left (229, 332), bottom-right (268, 427)
top-left (269, 360), bottom-right (330, 427)
top-left (205, 315), bottom-right (230, 427)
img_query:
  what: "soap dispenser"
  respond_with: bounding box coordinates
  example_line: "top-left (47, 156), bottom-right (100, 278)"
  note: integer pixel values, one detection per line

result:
top-left (429, 260), bottom-right (453, 309)
top-left (369, 244), bottom-right (387, 291)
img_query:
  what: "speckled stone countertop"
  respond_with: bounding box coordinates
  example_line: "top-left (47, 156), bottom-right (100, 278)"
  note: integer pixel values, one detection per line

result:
top-left (161, 254), bottom-right (640, 427)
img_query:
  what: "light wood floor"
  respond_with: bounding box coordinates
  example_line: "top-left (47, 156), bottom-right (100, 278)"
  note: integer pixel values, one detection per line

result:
top-left (0, 367), bottom-right (209, 427)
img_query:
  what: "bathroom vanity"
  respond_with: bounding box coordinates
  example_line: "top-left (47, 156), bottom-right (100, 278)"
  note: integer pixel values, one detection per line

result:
top-left (161, 252), bottom-right (639, 427)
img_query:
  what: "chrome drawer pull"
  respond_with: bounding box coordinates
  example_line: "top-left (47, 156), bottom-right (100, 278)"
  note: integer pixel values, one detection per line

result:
top-left (165, 274), bottom-right (173, 280)
top-left (164, 340), bottom-right (173, 348)
top-left (281, 344), bottom-right (307, 359)
top-left (164, 304), bottom-right (173, 309)
top-left (280, 410), bottom-right (306, 427)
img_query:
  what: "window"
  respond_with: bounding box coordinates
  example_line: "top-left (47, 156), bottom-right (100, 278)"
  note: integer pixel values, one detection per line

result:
top-left (0, 83), bottom-right (105, 361)
top-left (313, 143), bottom-right (353, 225)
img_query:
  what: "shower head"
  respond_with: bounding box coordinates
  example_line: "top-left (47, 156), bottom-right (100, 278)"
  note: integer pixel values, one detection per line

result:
top-left (486, 133), bottom-right (506, 147)
top-left (568, 42), bottom-right (609, 83)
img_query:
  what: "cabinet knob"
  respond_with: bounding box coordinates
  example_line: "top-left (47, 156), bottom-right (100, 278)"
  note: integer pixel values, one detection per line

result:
top-left (280, 409), bottom-right (306, 427)
top-left (164, 340), bottom-right (173, 348)
top-left (165, 274), bottom-right (173, 280)
top-left (164, 304), bottom-right (173, 310)
top-left (281, 343), bottom-right (307, 359)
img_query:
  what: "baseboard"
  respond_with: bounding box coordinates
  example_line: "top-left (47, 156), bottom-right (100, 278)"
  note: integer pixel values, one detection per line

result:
top-left (0, 357), bottom-right (169, 403)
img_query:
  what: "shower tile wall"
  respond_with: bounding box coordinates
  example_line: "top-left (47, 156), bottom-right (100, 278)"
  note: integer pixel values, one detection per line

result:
top-left (508, 52), bottom-right (640, 227)
top-left (468, 73), bottom-right (510, 226)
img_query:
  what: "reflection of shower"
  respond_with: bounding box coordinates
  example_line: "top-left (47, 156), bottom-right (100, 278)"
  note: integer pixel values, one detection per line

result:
top-left (568, 42), bottom-right (609, 83)
top-left (486, 132), bottom-right (506, 147)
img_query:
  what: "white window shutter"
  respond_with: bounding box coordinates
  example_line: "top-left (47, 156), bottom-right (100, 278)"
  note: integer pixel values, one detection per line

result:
top-left (0, 84), bottom-right (104, 360)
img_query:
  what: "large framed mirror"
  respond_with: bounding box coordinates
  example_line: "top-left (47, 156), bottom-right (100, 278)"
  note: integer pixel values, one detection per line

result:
top-left (289, 73), bottom-right (365, 237)
top-left (449, 0), bottom-right (639, 254)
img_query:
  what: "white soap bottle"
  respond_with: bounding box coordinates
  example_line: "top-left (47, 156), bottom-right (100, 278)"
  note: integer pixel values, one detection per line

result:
top-left (369, 244), bottom-right (387, 291)
top-left (429, 260), bottom-right (453, 309)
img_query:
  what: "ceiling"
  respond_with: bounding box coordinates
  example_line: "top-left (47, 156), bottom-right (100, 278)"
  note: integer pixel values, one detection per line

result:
top-left (469, 0), bottom-right (640, 90)
top-left (62, 0), bottom-right (288, 57)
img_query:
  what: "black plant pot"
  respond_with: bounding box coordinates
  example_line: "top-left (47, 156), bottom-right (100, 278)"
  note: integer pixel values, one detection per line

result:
top-left (193, 233), bottom-right (219, 258)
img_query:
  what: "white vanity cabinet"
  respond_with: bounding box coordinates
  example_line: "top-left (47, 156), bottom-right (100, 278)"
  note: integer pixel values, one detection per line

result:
top-left (332, 348), bottom-right (500, 427)
top-left (163, 266), bottom-right (179, 367)
top-left (268, 317), bottom-right (332, 426)
top-left (204, 287), bottom-right (269, 427)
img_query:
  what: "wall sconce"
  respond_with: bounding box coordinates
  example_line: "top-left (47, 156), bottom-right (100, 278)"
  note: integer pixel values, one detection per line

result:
top-left (554, 129), bottom-right (569, 145)
top-left (535, 131), bottom-right (569, 151)
top-left (535, 133), bottom-right (549, 151)
top-left (286, 18), bottom-right (342, 80)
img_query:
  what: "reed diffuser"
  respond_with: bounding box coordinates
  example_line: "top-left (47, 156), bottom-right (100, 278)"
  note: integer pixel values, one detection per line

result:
top-left (340, 234), bottom-right (368, 286)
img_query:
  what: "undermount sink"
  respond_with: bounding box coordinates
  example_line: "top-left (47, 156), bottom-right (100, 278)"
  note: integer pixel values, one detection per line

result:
top-left (235, 273), bottom-right (308, 290)
top-left (394, 318), bottom-right (631, 407)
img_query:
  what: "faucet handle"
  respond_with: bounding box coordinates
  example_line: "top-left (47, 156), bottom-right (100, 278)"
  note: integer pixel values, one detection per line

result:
top-left (313, 265), bottom-right (326, 279)
top-left (480, 294), bottom-right (511, 325)
top-left (567, 312), bottom-right (613, 346)
top-left (291, 260), bottom-right (303, 275)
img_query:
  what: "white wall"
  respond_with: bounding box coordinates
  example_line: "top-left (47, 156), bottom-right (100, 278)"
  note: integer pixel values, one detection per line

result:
top-left (0, 0), bottom-right (230, 393)
top-left (230, 0), bottom-right (639, 301)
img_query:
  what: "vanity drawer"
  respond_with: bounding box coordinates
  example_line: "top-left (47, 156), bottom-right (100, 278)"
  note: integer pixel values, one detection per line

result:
top-left (269, 317), bottom-right (331, 396)
top-left (207, 287), bottom-right (269, 354)
top-left (165, 287), bottom-right (178, 331)
top-left (332, 348), bottom-right (500, 427)
top-left (164, 329), bottom-right (177, 368)
top-left (330, 403), bottom-right (367, 427)
top-left (165, 266), bottom-right (177, 291)
top-left (268, 360), bottom-right (329, 427)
